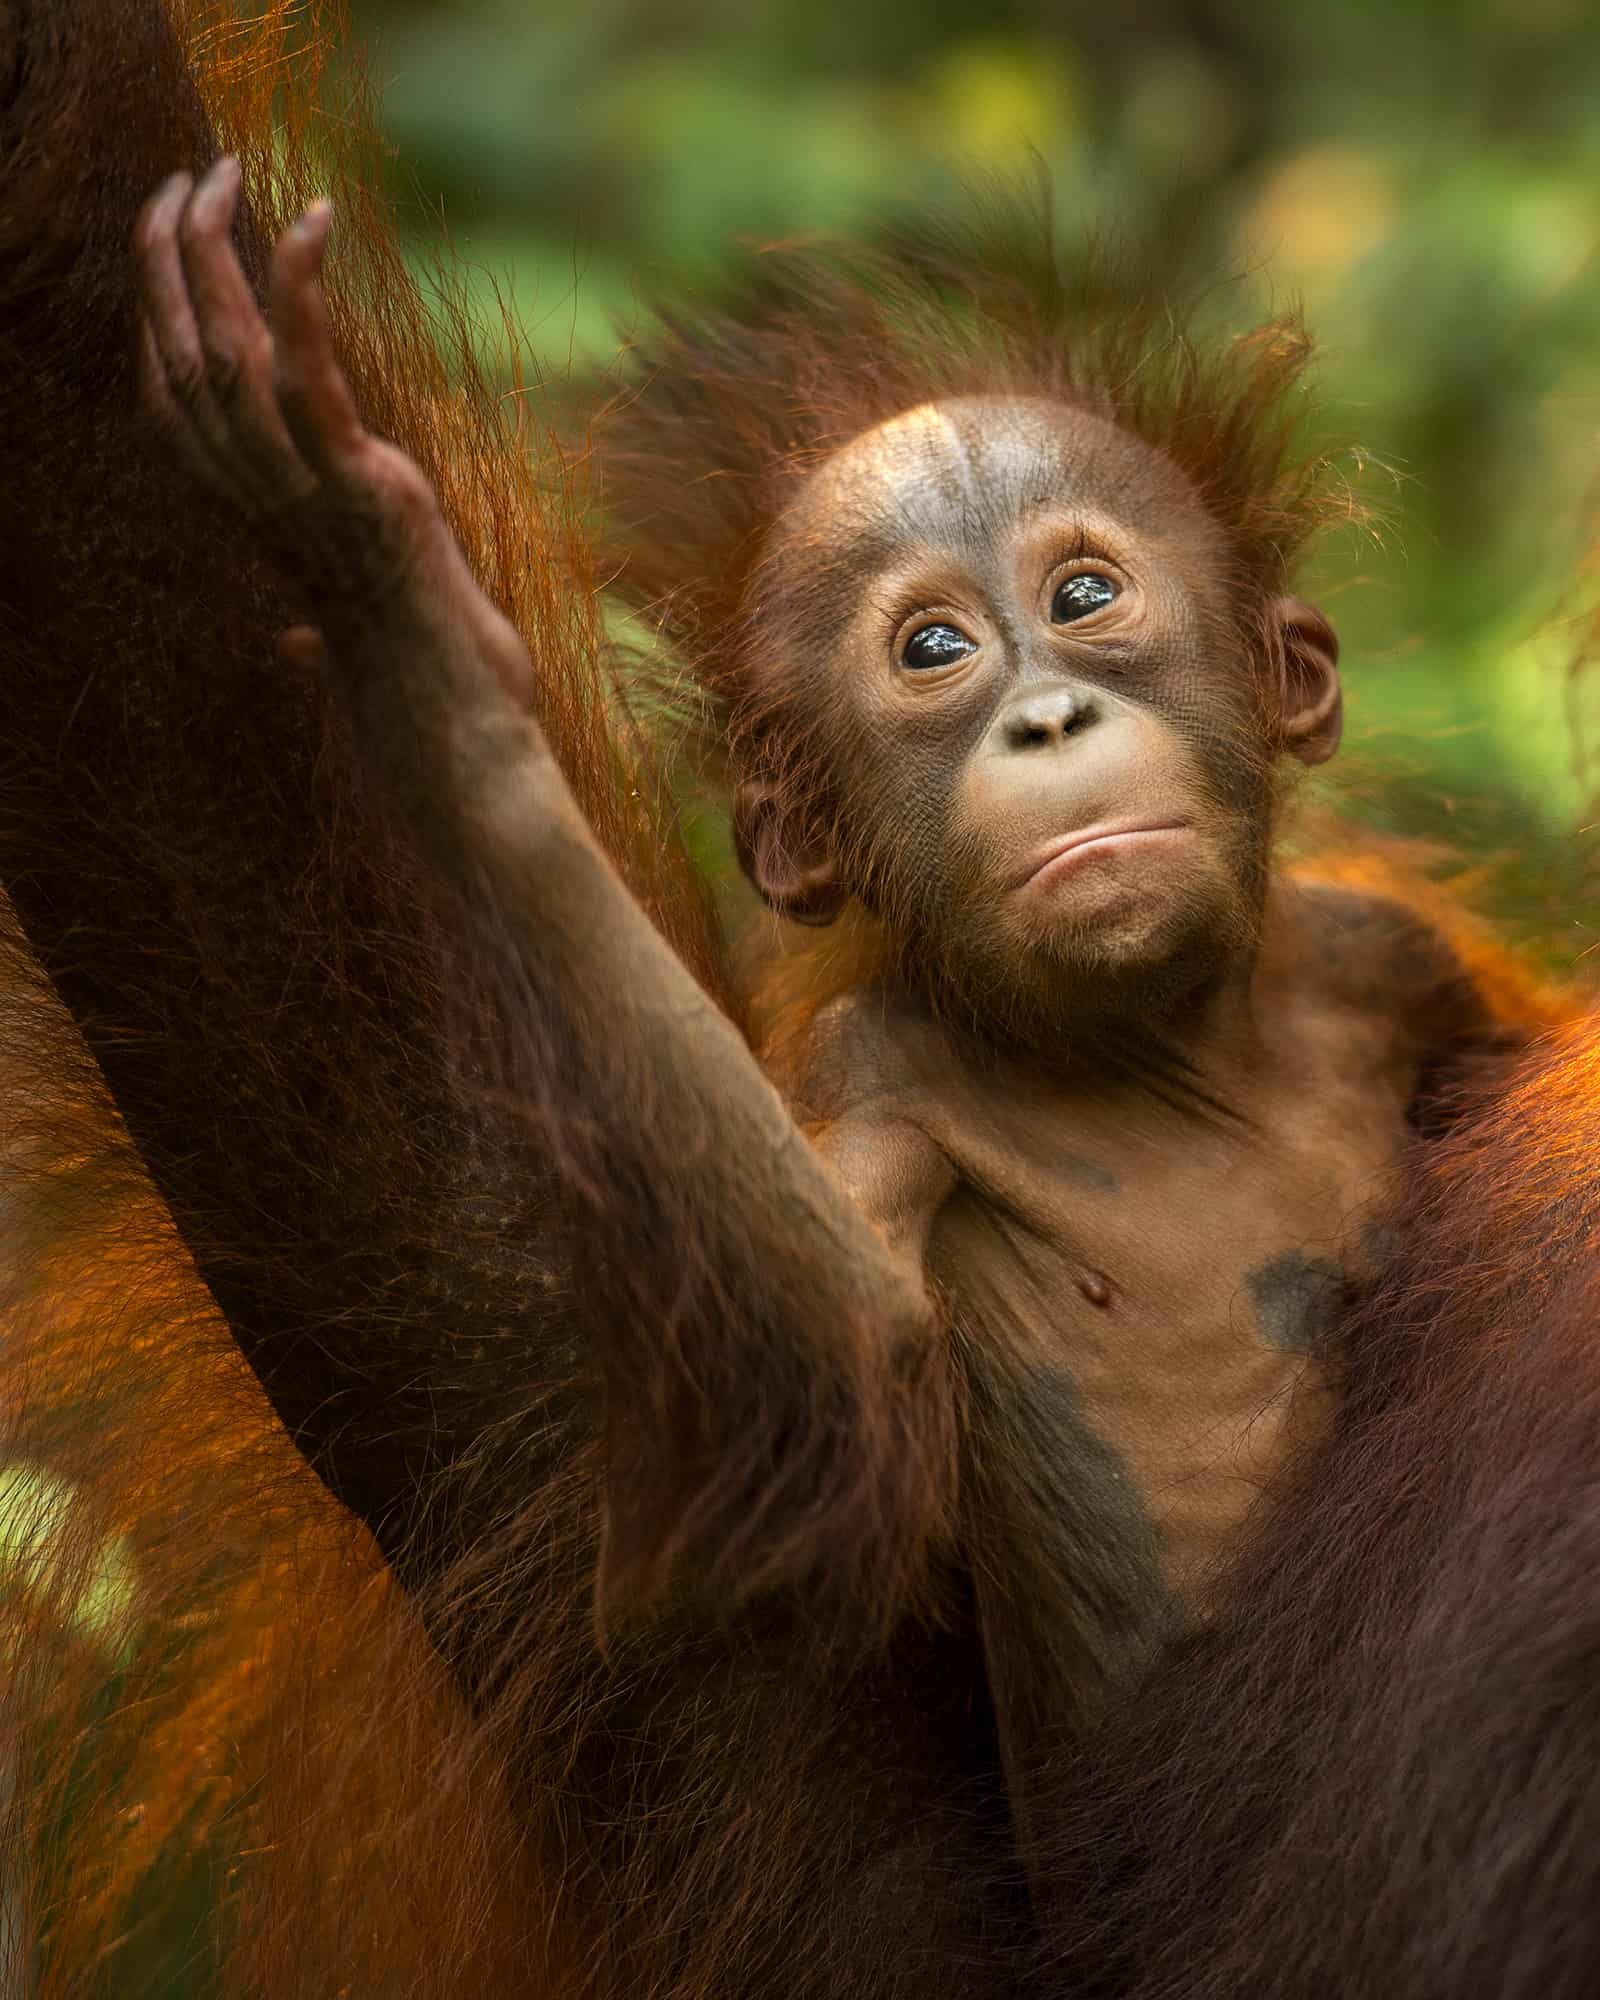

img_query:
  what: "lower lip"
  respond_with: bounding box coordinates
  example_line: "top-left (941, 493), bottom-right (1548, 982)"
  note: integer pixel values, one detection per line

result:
top-left (1024, 825), bottom-right (1188, 892)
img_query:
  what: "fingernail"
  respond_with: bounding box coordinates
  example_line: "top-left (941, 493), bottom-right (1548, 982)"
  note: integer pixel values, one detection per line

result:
top-left (292, 202), bottom-right (335, 253)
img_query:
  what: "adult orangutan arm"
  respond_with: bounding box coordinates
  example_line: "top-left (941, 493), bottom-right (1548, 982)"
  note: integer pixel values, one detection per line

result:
top-left (132, 159), bottom-right (958, 1629)
top-left (0, 0), bottom-right (520, 1591)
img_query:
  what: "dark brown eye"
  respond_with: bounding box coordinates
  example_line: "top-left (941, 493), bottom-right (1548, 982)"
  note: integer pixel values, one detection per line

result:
top-left (1051, 573), bottom-right (1119, 623)
top-left (902, 622), bottom-right (977, 670)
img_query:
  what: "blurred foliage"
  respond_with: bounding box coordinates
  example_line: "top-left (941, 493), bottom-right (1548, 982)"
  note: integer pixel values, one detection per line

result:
top-left (343, 0), bottom-right (1600, 961)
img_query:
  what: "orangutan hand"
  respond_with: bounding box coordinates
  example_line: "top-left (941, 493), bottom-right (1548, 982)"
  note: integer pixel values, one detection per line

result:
top-left (134, 155), bottom-right (536, 714)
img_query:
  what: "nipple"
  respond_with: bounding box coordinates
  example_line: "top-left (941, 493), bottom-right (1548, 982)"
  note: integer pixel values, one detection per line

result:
top-left (1077, 1269), bottom-right (1114, 1308)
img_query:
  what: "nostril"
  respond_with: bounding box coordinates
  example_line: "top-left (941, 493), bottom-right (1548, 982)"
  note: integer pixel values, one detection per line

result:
top-left (1060, 693), bottom-right (1099, 735)
top-left (1006, 692), bottom-right (1095, 749)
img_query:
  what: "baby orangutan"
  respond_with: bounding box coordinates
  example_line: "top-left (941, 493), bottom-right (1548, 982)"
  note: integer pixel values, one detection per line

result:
top-left (133, 156), bottom-right (1508, 1906)
top-left (740, 393), bottom-right (1436, 1599)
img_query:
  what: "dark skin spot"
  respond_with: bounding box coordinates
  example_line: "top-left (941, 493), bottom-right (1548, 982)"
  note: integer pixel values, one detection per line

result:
top-left (1060, 1153), bottom-right (1118, 1194)
top-left (1247, 1251), bottom-right (1350, 1353)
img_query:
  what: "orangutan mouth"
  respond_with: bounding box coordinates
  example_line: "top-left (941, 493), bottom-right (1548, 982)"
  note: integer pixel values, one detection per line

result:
top-left (1019, 822), bottom-right (1190, 891)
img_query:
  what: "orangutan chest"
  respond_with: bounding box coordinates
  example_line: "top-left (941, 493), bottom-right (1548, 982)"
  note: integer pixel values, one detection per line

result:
top-left (931, 1108), bottom-right (1406, 1598)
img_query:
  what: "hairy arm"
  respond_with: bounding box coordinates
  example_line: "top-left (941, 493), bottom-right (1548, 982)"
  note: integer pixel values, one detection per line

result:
top-left (131, 160), bottom-right (958, 1632)
top-left (0, 0), bottom-right (512, 1592)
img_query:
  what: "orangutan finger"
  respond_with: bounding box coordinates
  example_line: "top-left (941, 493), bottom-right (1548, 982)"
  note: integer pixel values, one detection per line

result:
top-left (267, 203), bottom-right (370, 486)
top-left (177, 155), bottom-right (316, 506)
top-left (133, 311), bottom-right (236, 498)
top-left (135, 169), bottom-right (244, 482)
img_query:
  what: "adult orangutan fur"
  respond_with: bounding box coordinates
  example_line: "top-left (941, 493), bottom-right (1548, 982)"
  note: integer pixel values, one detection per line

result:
top-left (1, 4), bottom-right (1597, 1998)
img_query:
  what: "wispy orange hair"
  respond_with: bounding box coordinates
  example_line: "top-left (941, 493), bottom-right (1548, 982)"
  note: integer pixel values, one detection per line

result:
top-left (594, 209), bottom-right (1357, 739)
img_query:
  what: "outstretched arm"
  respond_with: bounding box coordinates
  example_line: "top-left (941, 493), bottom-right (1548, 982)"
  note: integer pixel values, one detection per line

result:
top-left (134, 160), bottom-right (958, 1631)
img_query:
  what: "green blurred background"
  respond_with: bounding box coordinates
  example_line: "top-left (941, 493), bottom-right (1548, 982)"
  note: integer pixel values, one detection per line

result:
top-left (347, 0), bottom-right (1600, 959)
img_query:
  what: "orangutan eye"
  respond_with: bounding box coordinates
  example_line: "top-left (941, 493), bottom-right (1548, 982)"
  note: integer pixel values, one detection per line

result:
top-left (902, 622), bottom-right (978, 671)
top-left (1050, 573), bottom-right (1119, 623)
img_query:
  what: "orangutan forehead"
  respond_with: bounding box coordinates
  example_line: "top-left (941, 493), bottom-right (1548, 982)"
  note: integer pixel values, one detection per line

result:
top-left (788, 396), bottom-right (1208, 557)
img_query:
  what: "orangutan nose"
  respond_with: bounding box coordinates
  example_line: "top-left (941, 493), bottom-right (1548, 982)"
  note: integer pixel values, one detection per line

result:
top-left (1000, 685), bottom-right (1100, 752)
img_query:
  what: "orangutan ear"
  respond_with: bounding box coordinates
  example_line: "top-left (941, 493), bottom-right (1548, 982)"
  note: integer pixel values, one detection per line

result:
top-left (732, 776), bottom-right (848, 926)
top-left (1271, 595), bottom-right (1343, 767)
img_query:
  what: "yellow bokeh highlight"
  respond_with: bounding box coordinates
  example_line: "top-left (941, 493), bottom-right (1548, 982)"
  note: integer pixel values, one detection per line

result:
top-left (916, 38), bottom-right (1080, 166)
top-left (1238, 144), bottom-right (1394, 285)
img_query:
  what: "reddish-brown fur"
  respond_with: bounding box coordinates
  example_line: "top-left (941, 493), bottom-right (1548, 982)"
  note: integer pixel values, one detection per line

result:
top-left (2, 4), bottom-right (1598, 1998)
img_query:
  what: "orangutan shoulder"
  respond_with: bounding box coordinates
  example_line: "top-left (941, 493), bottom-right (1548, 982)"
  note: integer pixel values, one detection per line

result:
top-left (1293, 881), bottom-right (1494, 1047)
